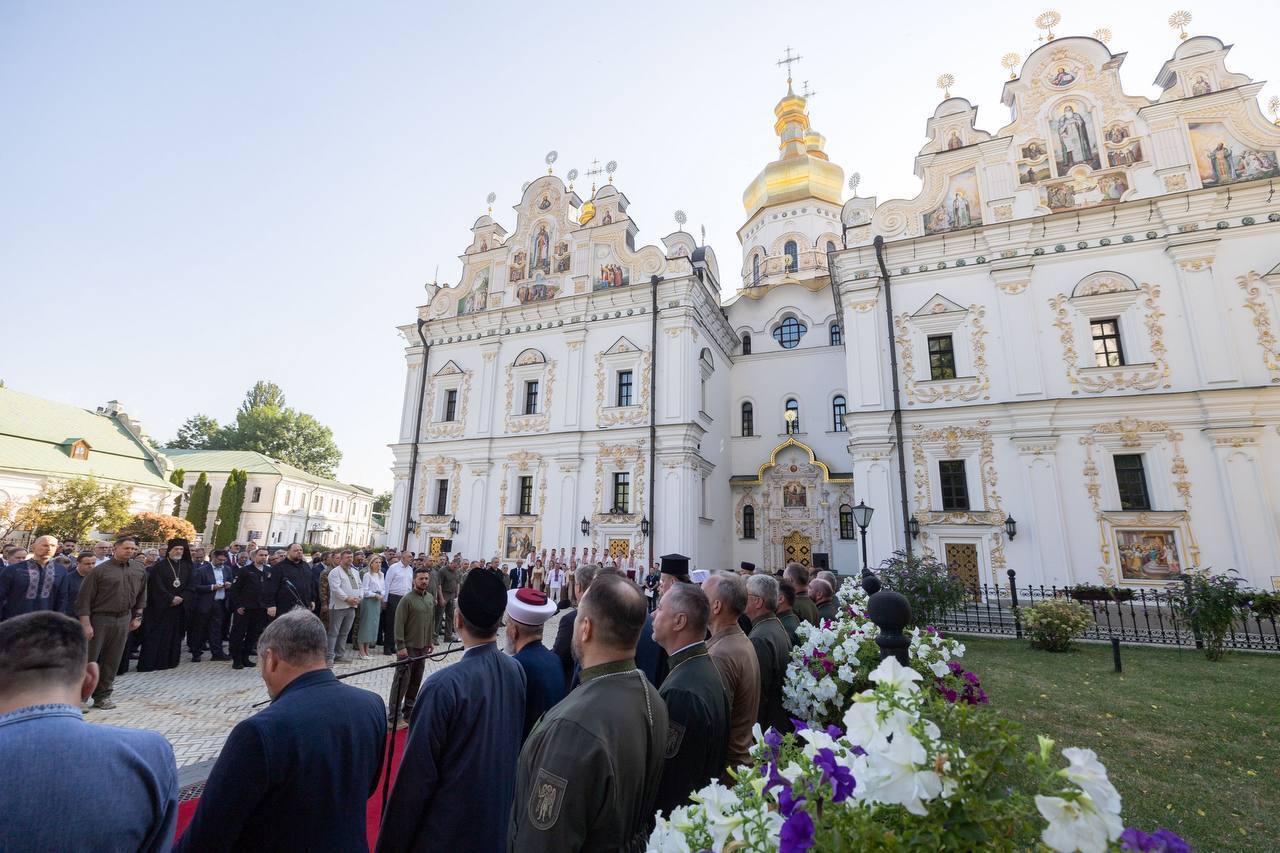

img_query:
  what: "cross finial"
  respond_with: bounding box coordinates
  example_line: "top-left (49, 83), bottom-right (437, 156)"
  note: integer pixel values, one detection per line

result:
top-left (776, 46), bottom-right (802, 84)
top-left (586, 157), bottom-right (604, 192)
top-left (800, 80), bottom-right (816, 100)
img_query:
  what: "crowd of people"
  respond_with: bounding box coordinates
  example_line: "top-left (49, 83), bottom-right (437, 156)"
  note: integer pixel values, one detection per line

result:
top-left (0, 532), bottom-right (844, 851)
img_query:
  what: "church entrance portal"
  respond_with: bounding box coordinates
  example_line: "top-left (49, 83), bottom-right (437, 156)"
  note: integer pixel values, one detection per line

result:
top-left (783, 531), bottom-right (812, 567)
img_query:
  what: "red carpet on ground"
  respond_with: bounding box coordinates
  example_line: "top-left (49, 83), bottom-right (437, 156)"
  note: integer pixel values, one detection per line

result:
top-left (174, 728), bottom-right (409, 849)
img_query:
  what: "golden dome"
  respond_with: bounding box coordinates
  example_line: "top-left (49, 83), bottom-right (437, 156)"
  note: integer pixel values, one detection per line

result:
top-left (578, 200), bottom-right (596, 225)
top-left (742, 83), bottom-right (844, 220)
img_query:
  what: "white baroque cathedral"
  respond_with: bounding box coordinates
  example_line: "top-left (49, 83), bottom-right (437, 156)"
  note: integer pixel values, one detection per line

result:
top-left (390, 30), bottom-right (1280, 592)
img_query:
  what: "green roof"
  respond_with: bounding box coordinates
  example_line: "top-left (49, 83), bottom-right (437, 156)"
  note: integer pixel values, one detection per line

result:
top-left (164, 449), bottom-right (366, 494)
top-left (0, 387), bottom-right (178, 491)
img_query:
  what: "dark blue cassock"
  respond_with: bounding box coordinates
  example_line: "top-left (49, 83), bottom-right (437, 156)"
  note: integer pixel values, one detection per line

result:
top-left (175, 669), bottom-right (386, 853)
top-left (376, 641), bottom-right (526, 853)
top-left (513, 641), bottom-right (566, 740)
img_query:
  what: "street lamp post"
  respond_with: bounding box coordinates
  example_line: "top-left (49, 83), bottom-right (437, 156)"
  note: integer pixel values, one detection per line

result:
top-left (851, 500), bottom-right (874, 574)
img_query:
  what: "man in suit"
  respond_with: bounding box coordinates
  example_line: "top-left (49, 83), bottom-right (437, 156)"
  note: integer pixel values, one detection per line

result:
top-left (176, 609), bottom-right (385, 852)
top-left (265, 542), bottom-right (314, 619)
top-left (185, 549), bottom-right (233, 661)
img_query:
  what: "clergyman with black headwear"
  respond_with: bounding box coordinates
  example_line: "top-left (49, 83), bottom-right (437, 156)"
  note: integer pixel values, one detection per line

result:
top-left (137, 538), bottom-right (191, 672)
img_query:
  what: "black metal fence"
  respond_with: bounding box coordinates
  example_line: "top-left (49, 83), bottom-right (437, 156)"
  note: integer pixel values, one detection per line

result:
top-left (930, 571), bottom-right (1279, 652)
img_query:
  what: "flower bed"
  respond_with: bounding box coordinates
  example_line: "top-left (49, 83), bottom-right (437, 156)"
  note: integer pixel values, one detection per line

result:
top-left (647, 579), bottom-right (1186, 852)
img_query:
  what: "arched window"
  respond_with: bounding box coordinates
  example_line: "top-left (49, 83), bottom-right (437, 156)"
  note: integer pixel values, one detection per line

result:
top-left (741, 332), bottom-right (752, 355)
top-left (839, 504), bottom-right (856, 539)
top-left (773, 316), bottom-right (806, 349)
top-left (785, 398), bottom-right (800, 434)
top-left (826, 240), bottom-right (837, 254)
top-left (742, 505), bottom-right (756, 539)
top-left (832, 395), bottom-right (847, 432)
top-left (830, 323), bottom-right (842, 346)
top-left (752, 254), bottom-right (761, 285)
top-left (741, 401), bottom-right (754, 437)
top-left (784, 240), bottom-right (798, 271)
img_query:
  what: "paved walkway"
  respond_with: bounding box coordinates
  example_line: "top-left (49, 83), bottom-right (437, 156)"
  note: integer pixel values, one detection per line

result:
top-left (86, 610), bottom-right (568, 771)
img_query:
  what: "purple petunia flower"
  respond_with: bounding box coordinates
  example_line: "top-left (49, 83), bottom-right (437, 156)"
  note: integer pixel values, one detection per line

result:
top-left (778, 785), bottom-right (805, 817)
top-left (812, 748), bottom-right (856, 803)
top-left (825, 724), bottom-right (844, 740)
top-left (1119, 827), bottom-right (1191, 852)
top-left (764, 727), bottom-right (784, 760)
top-left (779, 810), bottom-right (815, 853)
top-left (791, 718), bottom-right (809, 732)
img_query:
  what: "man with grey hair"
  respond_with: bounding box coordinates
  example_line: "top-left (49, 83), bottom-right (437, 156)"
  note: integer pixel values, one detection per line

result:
top-left (551, 560), bottom-right (600, 690)
top-left (0, 534), bottom-right (61, 620)
top-left (745, 573), bottom-right (792, 734)
top-left (176, 609), bottom-right (385, 852)
top-left (809, 578), bottom-right (839, 623)
top-left (816, 569), bottom-right (837, 589)
top-left (702, 571), bottom-right (759, 775)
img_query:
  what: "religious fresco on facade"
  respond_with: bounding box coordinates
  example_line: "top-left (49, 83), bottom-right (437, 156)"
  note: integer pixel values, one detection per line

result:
top-left (553, 240), bottom-right (571, 273)
top-left (516, 272), bottom-right (559, 304)
top-left (1041, 170), bottom-right (1129, 212)
top-left (923, 169), bottom-right (982, 235)
top-left (530, 224), bottom-right (553, 275)
top-left (592, 244), bottom-right (631, 290)
top-left (1190, 75), bottom-right (1214, 96)
top-left (1188, 122), bottom-right (1280, 186)
top-left (1106, 141), bottom-right (1145, 168)
top-left (504, 524), bottom-right (535, 560)
top-left (782, 482), bottom-right (807, 508)
top-left (1103, 124), bottom-right (1131, 145)
top-left (1115, 529), bottom-right (1184, 583)
top-left (457, 268), bottom-right (489, 315)
top-left (1021, 140), bottom-right (1048, 161)
top-left (1051, 103), bottom-right (1102, 174)
top-left (1048, 66), bottom-right (1078, 87)
top-left (945, 129), bottom-right (963, 150)
top-left (509, 250), bottom-right (527, 283)
top-left (1018, 160), bottom-right (1052, 185)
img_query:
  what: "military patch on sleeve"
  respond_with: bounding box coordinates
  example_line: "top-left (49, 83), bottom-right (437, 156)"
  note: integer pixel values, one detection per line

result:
top-left (529, 768), bottom-right (568, 831)
top-left (664, 720), bottom-right (685, 758)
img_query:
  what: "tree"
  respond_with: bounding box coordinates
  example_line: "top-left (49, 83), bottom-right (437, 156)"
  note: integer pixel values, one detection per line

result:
top-left (117, 512), bottom-right (197, 544)
top-left (169, 468), bottom-right (186, 515)
top-left (218, 405), bottom-right (341, 477)
top-left (212, 469), bottom-right (247, 549)
top-left (167, 414), bottom-right (220, 450)
top-left (33, 477), bottom-right (133, 541)
top-left (0, 494), bottom-right (47, 542)
top-left (372, 491), bottom-right (392, 515)
top-left (184, 472), bottom-right (211, 538)
top-left (239, 380), bottom-right (287, 414)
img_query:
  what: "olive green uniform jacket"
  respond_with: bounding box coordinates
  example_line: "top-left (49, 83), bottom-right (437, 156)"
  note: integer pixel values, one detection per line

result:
top-left (654, 642), bottom-right (730, 816)
top-left (749, 614), bottom-right (793, 735)
top-left (509, 658), bottom-right (668, 852)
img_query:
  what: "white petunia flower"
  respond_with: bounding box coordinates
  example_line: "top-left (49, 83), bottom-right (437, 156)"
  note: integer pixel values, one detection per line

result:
top-left (1035, 793), bottom-right (1124, 852)
top-left (868, 656), bottom-right (923, 694)
top-left (1060, 747), bottom-right (1122, 815)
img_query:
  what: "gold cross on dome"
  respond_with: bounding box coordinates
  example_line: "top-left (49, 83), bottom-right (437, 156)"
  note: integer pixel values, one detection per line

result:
top-left (800, 80), bottom-right (817, 100)
top-left (776, 46), bottom-right (802, 83)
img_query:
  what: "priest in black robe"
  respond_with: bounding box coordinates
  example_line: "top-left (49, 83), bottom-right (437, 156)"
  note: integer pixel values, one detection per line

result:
top-left (137, 539), bottom-right (191, 672)
top-left (376, 568), bottom-right (526, 853)
top-left (650, 579), bottom-right (730, 816)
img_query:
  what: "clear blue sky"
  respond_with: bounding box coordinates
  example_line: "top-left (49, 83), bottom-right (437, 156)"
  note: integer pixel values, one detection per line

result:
top-left (3, 2), bottom-right (1274, 491)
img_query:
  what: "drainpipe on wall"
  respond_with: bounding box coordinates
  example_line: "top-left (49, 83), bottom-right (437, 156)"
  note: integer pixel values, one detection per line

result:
top-left (873, 236), bottom-right (914, 558)
top-left (404, 317), bottom-right (431, 551)
top-left (648, 274), bottom-right (661, 562)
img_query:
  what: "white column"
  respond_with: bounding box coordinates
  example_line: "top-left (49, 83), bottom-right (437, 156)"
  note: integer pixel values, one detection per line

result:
top-left (841, 283), bottom-right (885, 410)
top-left (1012, 436), bottom-right (1071, 586)
top-left (990, 265), bottom-right (1044, 397)
top-left (563, 332), bottom-right (586, 429)
top-left (1207, 429), bottom-right (1280, 587)
top-left (476, 343), bottom-right (501, 435)
top-left (1166, 239), bottom-right (1239, 386)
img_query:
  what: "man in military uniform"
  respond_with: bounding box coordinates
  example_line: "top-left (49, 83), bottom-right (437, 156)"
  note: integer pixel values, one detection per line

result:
top-left (509, 573), bottom-right (668, 852)
top-left (785, 563), bottom-right (820, 626)
top-left (435, 560), bottom-right (460, 643)
top-left (746, 573), bottom-right (793, 734)
top-left (651, 581), bottom-right (729, 815)
top-left (74, 536), bottom-right (147, 710)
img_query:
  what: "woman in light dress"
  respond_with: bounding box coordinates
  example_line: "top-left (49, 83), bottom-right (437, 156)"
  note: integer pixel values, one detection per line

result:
top-left (356, 555), bottom-right (386, 660)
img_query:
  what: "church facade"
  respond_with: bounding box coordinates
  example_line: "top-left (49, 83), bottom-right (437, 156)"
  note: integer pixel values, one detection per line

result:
top-left (390, 31), bottom-right (1280, 591)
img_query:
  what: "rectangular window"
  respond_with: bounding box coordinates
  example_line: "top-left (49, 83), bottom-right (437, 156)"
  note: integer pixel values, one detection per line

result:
top-left (742, 405), bottom-right (754, 437)
top-left (524, 380), bottom-right (539, 415)
top-left (251, 486), bottom-right (261, 504)
top-left (444, 388), bottom-right (458, 421)
top-left (518, 476), bottom-right (533, 515)
top-left (1091, 318), bottom-right (1125, 367)
top-left (832, 397), bottom-right (847, 433)
top-left (616, 370), bottom-right (633, 407)
top-left (434, 478), bottom-right (449, 516)
top-left (927, 335), bottom-right (957, 380)
top-left (612, 472), bottom-right (630, 513)
top-left (1113, 454), bottom-right (1151, 511)
top-left (839, 507), bottom-right (856, 540)
top-left (939, 460), bottom-right (970, 511)
top-left (284, 489), bottom-right (292, 505)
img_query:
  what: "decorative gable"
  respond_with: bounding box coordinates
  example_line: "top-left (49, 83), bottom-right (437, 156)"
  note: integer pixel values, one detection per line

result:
top-left (912, 294), bottom-right (967, 316)
top-left (604, 336), bottom-right (640, 356)
top-left (434, 360), bottom-right (464, 376)
top-left (66, 438), bottom-right (91, 460)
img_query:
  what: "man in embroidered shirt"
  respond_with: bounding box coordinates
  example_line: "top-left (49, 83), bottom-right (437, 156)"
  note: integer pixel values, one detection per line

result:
top-left (509, 573), bottom-right (668, 851)
top-left (0, 611), bottom-right (177, 848)
top-left (0, 534), bottom-right (62, 620)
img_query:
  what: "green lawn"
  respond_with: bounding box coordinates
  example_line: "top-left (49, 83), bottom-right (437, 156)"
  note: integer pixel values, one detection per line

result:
top-left (958, 637), bottom-right (1279, 852)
